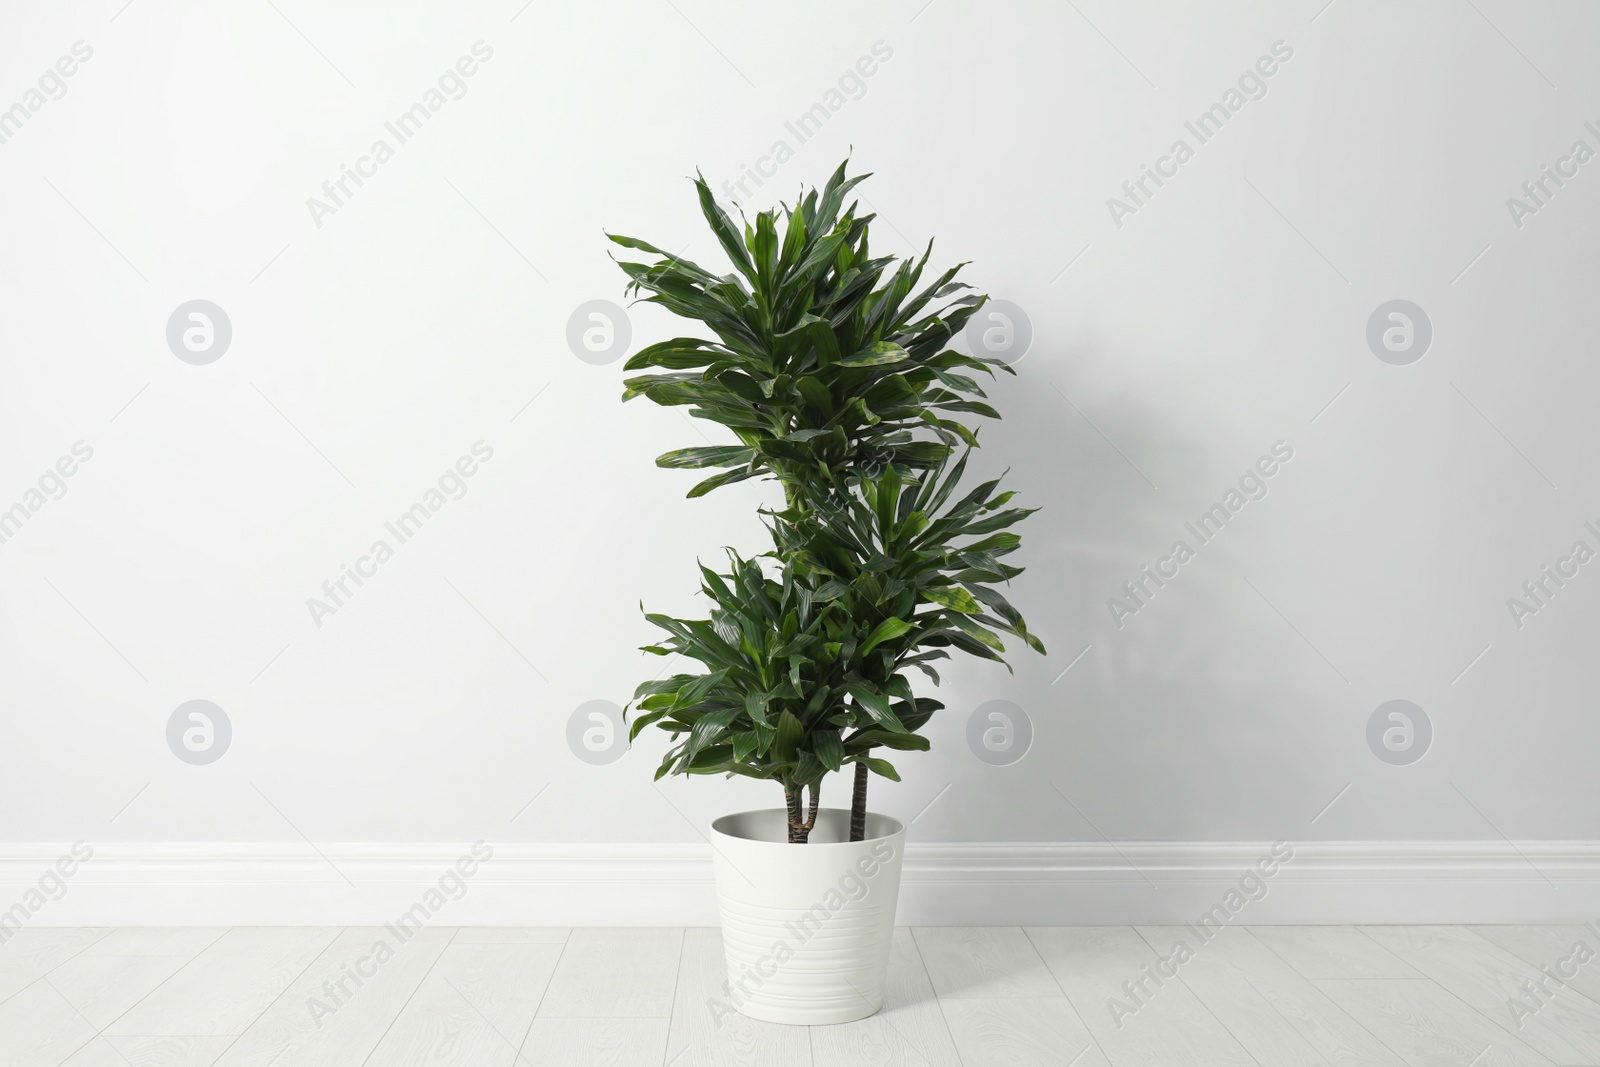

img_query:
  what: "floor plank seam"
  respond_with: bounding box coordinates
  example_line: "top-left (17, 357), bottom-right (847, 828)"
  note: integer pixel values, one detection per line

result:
top-left (0, 926), bottom-right (114, 1016)
top-left (1241, 927), bottom-right (1411, 1066)
top-left (354, 926), bottom-right (454, 1067)
top-left (98, 925), bottom-right (234, 1040)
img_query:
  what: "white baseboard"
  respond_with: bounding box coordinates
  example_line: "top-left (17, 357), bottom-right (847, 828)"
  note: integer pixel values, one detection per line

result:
top-left (2, 841), bottom-right (1598, 927)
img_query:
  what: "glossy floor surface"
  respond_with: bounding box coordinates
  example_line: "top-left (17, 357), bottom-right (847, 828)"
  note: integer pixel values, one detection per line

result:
top-left (1, 924), bottom-right (1597, 1065)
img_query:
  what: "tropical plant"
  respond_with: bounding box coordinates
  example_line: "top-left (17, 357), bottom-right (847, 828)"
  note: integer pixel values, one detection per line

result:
top-left (616, 160), bottom-right (1045, 843)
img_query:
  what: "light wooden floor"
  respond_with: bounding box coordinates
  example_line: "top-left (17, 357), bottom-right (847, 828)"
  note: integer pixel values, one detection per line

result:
top-left (2, 924), bottom-right (1598, 1066)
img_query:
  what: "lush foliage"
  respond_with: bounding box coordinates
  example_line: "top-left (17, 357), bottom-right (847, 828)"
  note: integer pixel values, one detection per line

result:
top-left (629, 457), bottom-right (1042, 779)
top-left (614, 161), bottom-right (1044, 841)
top-left (611, 159), bottom-right (1009, 501)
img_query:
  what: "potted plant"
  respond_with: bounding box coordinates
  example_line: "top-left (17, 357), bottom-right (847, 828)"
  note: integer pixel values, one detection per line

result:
top-left (613, 160), bottom-right (1045, 1025)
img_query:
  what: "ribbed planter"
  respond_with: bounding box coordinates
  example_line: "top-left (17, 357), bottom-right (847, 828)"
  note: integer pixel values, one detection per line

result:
top-left (708, 807), bottom-right (906, 1025)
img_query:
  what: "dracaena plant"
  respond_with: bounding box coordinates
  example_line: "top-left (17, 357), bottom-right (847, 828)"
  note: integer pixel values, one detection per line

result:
top-left (616, 160), bottom-right (1044, 843)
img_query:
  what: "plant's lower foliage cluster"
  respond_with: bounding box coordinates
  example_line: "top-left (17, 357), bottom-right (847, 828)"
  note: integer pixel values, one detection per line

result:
top-left (629, 457), bottom-right (1042, 842)
top-left (630, 551), bottom-right (932, 841)
top-left (616, 160), bottom-right (1045, 842)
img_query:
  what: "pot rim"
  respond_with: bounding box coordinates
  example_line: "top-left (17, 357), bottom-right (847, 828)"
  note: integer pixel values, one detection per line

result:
top-left (710, 806), bottom-right (906, 847)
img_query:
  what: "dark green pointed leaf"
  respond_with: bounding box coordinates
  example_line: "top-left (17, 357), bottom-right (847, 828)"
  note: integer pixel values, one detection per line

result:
top-left (686, 467), bottom-right (759, 498)
top-left (772, 710), bottom-right (803, 763)
top-left (858, 756), bottom-right (901, 781)
top-left (837, 341), bottom-right (909, 367)
top-left (923, 586), bottom-right (982, 614)
top-left (813, 729), bottom-right (843, 772)
top-left (656, 446), bottom-right (754, 469)
top-left (858, 617), bottom-right (913, 658)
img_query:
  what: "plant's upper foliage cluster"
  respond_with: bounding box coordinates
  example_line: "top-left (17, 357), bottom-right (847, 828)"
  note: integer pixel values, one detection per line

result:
top-left (614, 160), bottom-right (1044, 798)
top-left (611, 158), bottom-right (1010, 499)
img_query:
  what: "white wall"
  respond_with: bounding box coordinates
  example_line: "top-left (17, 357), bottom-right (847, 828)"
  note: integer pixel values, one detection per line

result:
top-left (3, 0), bottom-right (1598, 922)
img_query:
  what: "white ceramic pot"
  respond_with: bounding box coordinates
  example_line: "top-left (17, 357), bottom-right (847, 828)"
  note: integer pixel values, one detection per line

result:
top-left (708, 806), bottom-right (906, 1026)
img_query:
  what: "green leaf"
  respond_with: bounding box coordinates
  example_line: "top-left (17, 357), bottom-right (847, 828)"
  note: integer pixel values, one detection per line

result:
top-left (807, 317), bottom-right (841, 366)
top-left (795, 376), bottom-right (833, 414)
top-left (686, 742), bottom-right (736, 772)
top-left (952, 615), bottom-right (1006, 652)
top-left (778, 205), bottom-right (807, 272)
top-left (621, 372), bottom-right (700, 402)
top-left (847, 684), bottom-right (907, 733)
top-left (847, 730), bottom-right (930, 753)
top-left (858, 617), bottom-right (913, 658)
top-left (669, 668), bottom-right (731, 713)
top-left (694, 173), bottom-right (757, 283)
top-left (958, 508), bottom-right (1038, 538)
top-left (813, 729), bottom-right (843, 772)
top-left (686, 467), bottom-right (760, 498)
top-left (858, 756), bottom-right (901, 782)
top-left (628, 708), bottom-right (669, 741)
top-left (656, 446), bottom-right (754, 470)
top-left (732, 729), bottom-right (759, 762)
top-left (962, 532), bottom-right (1021, 555)
top-left (932, 399), bottom-right (1001, 420)
top-left (846, 397), bottom-right (880, 426)
top-left (686, 706), bottom-right (741, 759)
top-left (772, 710), bottom-right (803, 763)
top-left (837, 341), bottom-right (909, 367)
top-left (623, 338), bottom-right (725, 371)
top-left (743, 690), bottom-right (770, 727)
top-left (923, 586), bottom-right (982, 614)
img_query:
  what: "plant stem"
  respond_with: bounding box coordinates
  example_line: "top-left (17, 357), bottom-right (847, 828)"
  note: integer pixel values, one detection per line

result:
top-left (849, 758), bottom-right (869, 842)
top-left (804, 781), bottom-right (820, 839)
top-left (785, 782), bottom-right (805, 843)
